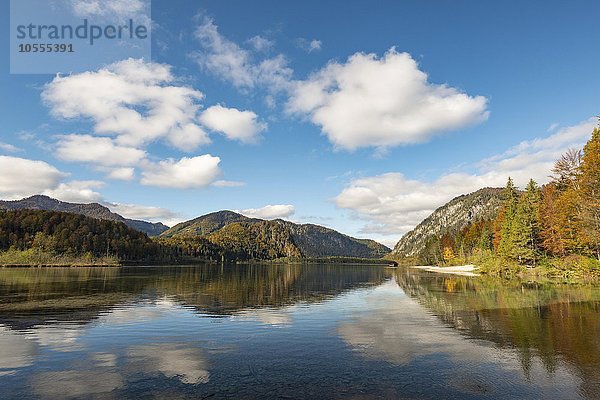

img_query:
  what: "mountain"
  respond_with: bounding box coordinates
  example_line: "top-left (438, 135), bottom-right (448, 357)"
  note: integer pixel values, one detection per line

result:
top-left (391, 188), bottom-right (504, 259)
top-left (0, 209), bottom-right (166, 262)
top-left (0, 195), bottom-right (169, 237)
top-left (276, 220), bottom-right (390, 258)
top-left (161, 211), bottom-right (391, 259)
top-left (161, 210), bottom-right (255, 237)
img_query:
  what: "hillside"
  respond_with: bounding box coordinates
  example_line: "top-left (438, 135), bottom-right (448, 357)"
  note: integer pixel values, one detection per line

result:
top-left (161, 211), bottom-right (391, 259)
top-left (0, 209), bottom-right (166, 262)
top-left (161, 210), bottom-right (255, 237)
top-left (0, 195), bottom-right (169, 237)
top-left (277, 220), bottom-right (390, 258)
top-left (391, 188), bottom-right (504, 260)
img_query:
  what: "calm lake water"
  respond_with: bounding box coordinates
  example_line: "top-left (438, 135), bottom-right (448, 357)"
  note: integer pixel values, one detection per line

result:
top-left (0, 264), bottom-right (599, 399)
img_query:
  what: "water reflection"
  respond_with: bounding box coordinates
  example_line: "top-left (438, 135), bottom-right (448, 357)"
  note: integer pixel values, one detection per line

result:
top-left (0, 325), bottom-right (36, 376)
top-left (394, 269), bottom-right (600, 398)
top-left (127, 343), bottom-right (210, 384)
top-left (0, 264), bottom-right (598, 399)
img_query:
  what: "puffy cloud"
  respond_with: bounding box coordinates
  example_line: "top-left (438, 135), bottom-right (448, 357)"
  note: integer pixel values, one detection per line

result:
top-left (247, 35), bottom-right (274, 52)
top-left (140, 155), bottom-right (222, 189)
top-left (0, 156), bottom-right (66, 200)
top-left (0, 156), bottom-right (104, 203)
top-left (199, 105), bottom-right (267, 143)
top-left (193, 18), bottom-right (293, 93)
top-left (287, 49), bottom-right (489, 150)
top-left (42, 59), bottom-right (261, 187)
top-left (43, 180), bottom-right (105, 203)
top-left (0, 155), bottom-right (185, 224)
top-left (107, 202), bottom-right (180, 224)
top-left (42, 58), bottom-right (209, 151)
top-left (105, 167), bottom-right (135, 181)
top-left (56, 134), bottom-right (146, 167)
top-left (335, 119), bottom-right (597, 240)
top-left (237, 204), bottom-right (295, 220)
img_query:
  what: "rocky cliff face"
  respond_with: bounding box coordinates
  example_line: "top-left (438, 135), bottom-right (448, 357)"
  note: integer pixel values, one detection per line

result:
top-left (277, 220), bottom-right (391, 258)
top-left (161, 211), bottom-right (391, 259)
top-left (392, 188), bottom-right (504, 258)
top-left (0, 195), bottom-right (169, 237)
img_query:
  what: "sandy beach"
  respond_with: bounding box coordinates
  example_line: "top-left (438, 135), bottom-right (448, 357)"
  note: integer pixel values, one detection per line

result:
top-left (409, 265), bottom-right (480, 277)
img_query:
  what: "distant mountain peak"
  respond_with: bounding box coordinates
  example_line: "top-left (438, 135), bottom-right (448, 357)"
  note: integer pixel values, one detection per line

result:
top-left (0, 195), bottom-right (168, 237)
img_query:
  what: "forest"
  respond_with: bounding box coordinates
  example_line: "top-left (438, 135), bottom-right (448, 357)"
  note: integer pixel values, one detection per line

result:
top-left (428, 127), bottom-right (600, 278)
top-left (0, 209), bottom-right (299, 265)
top-left (0, 209), bottom-right (172, 265)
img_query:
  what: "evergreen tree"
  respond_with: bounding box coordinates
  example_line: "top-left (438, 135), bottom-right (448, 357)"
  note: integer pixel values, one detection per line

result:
top-left (511, 180), bottom-right (541, 265)
top-left (497, 177), bottom-right (519, 258)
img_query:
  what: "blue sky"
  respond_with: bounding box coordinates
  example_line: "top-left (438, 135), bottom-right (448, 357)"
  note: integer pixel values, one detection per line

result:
top-left (1, 0), bottom-right (599, 246)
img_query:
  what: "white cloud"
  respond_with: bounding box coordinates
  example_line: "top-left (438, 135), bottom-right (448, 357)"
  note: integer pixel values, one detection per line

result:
top-left (247, 35), bottom-right (274, 52)
top-left (105, 167), bottom-right (135, 181)
top-left (42, 58), bottom-right (209, 151)
top-left (70, 0), bottom-right (147, 20)
top-left (0, 155), bottom-right (185, 224)
top-left (199, 105), bottom-right (267, 143)
top-left (106, 202), bottom-right (179, 223)
top-left (335, 119), bottom-right (597, 241)
top-left (0, 156), bottom-right (66, 200)
top-left (56, 134), bottom-right (146, 166)
top-left (193, 18), bottom-right (293, 93)
top-left (211, 180), bottom-right (246, 187)
top-left (43, 180), bottom-right (105, 203)
top-left (297, 38), bottom-right (322, 53)
top-left (0, 142), bottom-right (22, 153)
top-left (287, 48), bottom-right (489, 150)
top-left (140, 155), bottom-right (222, 189)
top-left (127, 344), bottom-right (210, 385)
top-left (237, 204), bottom-right (295, 220)
top-left (194, 18), bottom-right (255, 88)
top-left (0, 156), bottom-right (102, 203)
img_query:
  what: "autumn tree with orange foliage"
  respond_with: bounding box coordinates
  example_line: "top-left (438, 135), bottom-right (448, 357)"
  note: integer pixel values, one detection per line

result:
top-left (578, 128), bottom-right (600, 259)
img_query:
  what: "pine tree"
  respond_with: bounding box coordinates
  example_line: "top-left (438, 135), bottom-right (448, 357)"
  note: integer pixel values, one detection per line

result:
top-left (497, 177), bottom-right (519, 258)
top-left (511, 180), bottom-right (541, 265)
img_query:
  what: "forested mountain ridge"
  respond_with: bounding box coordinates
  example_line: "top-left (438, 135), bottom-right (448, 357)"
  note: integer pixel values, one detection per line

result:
top-left (0, 209), bottom-right (168, 262)
top-left (0, 195), bottom-right (169, 236)
top-left (391, 188), bottom-right (504, 260)
top-left (161, 211), bottom-right (391, 259)
top-left (160, 210), bottom-right (257, 237)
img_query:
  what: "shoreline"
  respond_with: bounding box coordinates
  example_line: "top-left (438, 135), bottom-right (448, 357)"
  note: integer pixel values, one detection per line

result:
top-left (409, 265), bottom-right (480, 277)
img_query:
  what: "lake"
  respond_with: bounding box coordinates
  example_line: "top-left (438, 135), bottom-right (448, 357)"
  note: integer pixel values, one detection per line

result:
top-left (0, 264), bottom-right (599, 399)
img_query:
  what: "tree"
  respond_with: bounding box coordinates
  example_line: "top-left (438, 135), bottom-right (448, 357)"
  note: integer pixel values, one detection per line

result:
top-left (497, 177), bottom-right (519, 258)
top-left (540, 147), bottom-right (586, 257)
top-left (551, 148), bottom-right (583, 191)
top-left (442, 246), bottom-right (455, 264)
top-left (511, 180), bottom-right (542, 265)
top-left (578, 128), bottom-right (600, 259)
